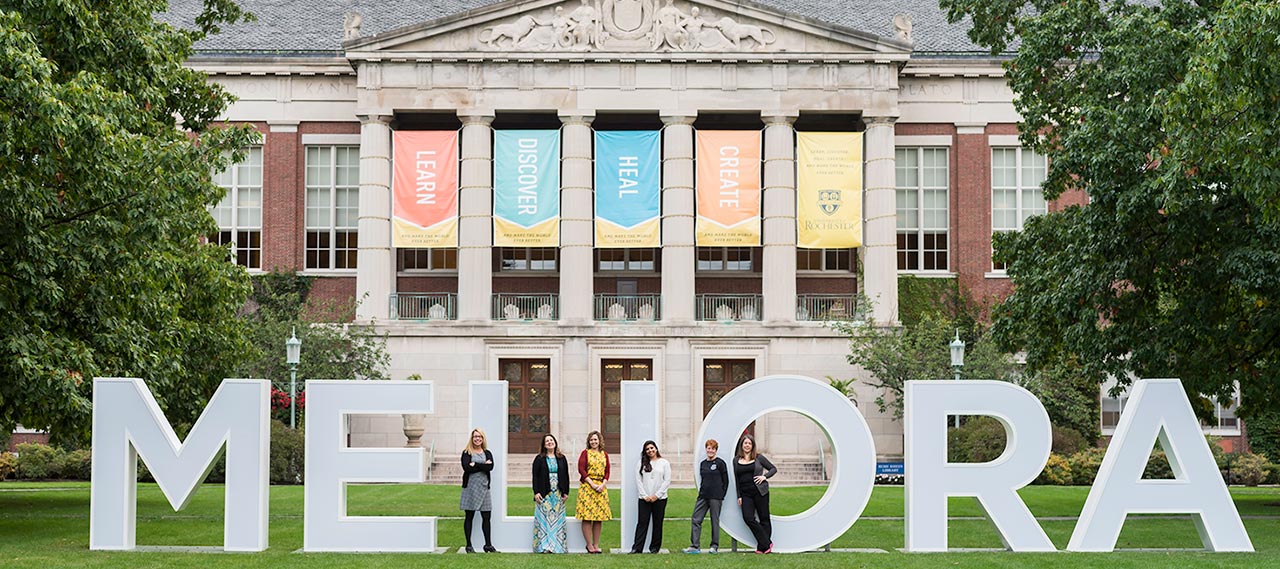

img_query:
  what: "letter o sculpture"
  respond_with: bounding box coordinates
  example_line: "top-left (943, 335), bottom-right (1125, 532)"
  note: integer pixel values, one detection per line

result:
top-left (695, 374), bottom-right (875, 553)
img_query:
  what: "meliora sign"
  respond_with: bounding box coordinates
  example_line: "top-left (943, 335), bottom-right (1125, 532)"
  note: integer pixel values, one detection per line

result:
top-left (88, 376), bottom-right (1253, 553)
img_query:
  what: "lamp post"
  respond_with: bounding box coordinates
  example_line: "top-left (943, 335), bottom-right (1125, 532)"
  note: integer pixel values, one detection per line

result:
top-left (286, 327), bottom-right (301, 429)
top-left (949, 329), bottom-right (965, 429)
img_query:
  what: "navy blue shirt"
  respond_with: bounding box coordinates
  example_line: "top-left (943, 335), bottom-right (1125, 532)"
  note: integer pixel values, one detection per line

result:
top-left (698, 457), bottom-right (730, 500)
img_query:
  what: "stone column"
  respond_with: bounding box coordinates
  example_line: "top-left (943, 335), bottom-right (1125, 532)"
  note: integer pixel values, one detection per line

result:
top-left (660, 114), bottom-right (696, 323)
top-left (559, 112), bottom-right (596, 324)
top-left (762, 113), bottom-right (798, 323)
top-left (355, 114), bottom-right (393, 322)
top-left (458, 112), bottom-right (495, 322)
top-left (863, 116), bottom-right (899, 324)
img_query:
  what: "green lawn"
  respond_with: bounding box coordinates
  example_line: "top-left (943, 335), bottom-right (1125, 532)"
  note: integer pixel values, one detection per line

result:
top-left (1, 482), bottom-right (1278, 567)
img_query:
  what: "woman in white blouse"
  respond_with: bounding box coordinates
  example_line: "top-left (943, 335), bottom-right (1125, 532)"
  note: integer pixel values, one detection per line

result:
top-left (630, 440), bottom-right (671, 553)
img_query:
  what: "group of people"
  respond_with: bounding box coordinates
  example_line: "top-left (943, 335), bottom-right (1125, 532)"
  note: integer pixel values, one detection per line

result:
top-left (459, 429), bottom-right (777, 554)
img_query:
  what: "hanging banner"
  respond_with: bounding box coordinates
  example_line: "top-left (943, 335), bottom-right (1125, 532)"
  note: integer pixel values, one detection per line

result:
top-left (594, 130), bottom-right (660, 248)
top-left (696, 130), bottom-right (761, 246)
top-left (797, 132), bottom-right (863, 248)
top-left (494, 130), bottom-right (561, 247)
top-left (392, 130), bottom-right (459, 248)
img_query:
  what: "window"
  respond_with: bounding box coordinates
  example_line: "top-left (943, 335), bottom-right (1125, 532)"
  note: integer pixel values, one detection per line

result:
top-left (596, 248), bottom-right (657, 271)
top-left (305, 146), bottom-right (359, 270)
top-left (697, 247), bottom-right (754, 271)
top-left (796, 248), bottom-right (854, 272)
top-left (500, 247), bottom-right (557, 271)
top-left (896, 147), bottom-right (949, 272)
top-left (991, 147), bottom-right (1048, 270)
top-left (211, 148), bottom-right (263, 269)
top-left (1100, 380), bottom-right (1241, 435)
top-left (397, 248), bottom-right (457, 271)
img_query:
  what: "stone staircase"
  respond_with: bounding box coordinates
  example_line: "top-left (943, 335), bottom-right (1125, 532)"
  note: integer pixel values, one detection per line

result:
top-left (424, 454), bottom-right (832, 486)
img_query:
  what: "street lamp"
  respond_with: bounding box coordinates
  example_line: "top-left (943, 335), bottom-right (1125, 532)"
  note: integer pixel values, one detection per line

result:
top-left (286, 327), bottom-right (302, 429)
top-left (949, 329), bottom-right (965, 429)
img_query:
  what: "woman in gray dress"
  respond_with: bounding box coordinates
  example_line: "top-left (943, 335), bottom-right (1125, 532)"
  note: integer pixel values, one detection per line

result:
top-left (460, 428), bottom-right (497, 553)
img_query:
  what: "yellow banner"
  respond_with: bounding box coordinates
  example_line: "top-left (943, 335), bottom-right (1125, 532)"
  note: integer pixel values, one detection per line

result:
top-left (797, 132), bottom-right (863, 249)
top-left (696, 130), bottom-right (761, 246)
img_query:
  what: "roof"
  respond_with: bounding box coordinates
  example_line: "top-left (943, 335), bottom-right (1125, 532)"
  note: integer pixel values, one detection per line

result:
top-left (157, 0), bottom-right (988, 56)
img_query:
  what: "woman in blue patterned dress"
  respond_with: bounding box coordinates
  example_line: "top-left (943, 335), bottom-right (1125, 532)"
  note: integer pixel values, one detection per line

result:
top-left (532, 433), bottom-right (570, 553)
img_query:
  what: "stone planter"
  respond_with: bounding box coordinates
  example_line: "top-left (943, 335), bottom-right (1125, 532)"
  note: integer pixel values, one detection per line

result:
top-left (402, 414), bottom-right (425, 448)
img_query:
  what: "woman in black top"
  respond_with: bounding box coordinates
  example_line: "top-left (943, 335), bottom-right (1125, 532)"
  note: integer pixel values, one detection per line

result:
top-left (733, 434), bottom-right (777, 553)
top-left (460, 428), bottom-right (497, 553)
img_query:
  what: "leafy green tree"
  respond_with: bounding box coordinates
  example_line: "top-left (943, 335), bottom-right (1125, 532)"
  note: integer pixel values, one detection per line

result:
top-left (941, 0), bottom-right (1280, 414)
top-left (236, 272), bottom-right (389, 398)
top-left (0, 0), bottom-right (257, 444)
top-left (833, 311), bottom-right (1020, 419)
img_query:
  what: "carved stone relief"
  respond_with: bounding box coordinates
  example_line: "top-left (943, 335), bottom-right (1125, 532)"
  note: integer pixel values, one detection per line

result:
top-left (477, 0), bottom-right (777, 52)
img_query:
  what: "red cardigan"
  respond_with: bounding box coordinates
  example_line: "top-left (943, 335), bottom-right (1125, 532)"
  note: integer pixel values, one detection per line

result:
top-left (577, 449), bottom-right (611, 483)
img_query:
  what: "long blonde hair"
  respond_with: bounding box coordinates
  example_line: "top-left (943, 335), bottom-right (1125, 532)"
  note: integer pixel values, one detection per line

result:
top-left (464, 428), bottom-right (488, 454)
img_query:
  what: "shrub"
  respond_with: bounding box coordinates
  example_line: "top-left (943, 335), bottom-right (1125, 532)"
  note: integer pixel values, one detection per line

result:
top-left (1052, 427), bottom-right (1088, 456)
top-left (947, 417), bottom-right (1007, 463)
top-left (1035, 453), bottom-right (1073, 485)
top-left (1067, 446), bottom-right (1106, 485)
top-left (15, 443), bottom-right (66, 479)
top-left (1228, 452), bottom-right (1272, 487)
top-left (271, 420), bottom-right (305, 485)
top-left (60, 449), bottom-right (92, 480)
top-left (1145, 449), bottom-right (1174, 479)
top-left (0, 452), bottom-right (15, 480)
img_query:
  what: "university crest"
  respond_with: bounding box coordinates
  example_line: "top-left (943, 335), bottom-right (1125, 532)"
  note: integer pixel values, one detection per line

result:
top-left (818, 189), bottom-right (841, 216)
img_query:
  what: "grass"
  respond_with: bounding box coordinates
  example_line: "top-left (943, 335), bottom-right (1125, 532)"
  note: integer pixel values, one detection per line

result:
top-left (2, 482), bottom-right (1279, 567)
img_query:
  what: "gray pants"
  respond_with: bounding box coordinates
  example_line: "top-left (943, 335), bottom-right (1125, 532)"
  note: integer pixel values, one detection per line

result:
top-left (689, 497), bottom-right (722, 549)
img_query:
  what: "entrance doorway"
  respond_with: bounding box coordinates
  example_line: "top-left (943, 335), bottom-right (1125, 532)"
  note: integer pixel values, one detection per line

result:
top-left (702, 359), bottom-right (756, 440)
top-left (500, 358), bottom-right (551, 453)
top-left (601, 359), bottom-right (652, 452)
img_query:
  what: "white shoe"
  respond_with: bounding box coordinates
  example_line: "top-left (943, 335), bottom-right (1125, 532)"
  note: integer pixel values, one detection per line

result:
top-left (709, 547), bottom-right (718, 554)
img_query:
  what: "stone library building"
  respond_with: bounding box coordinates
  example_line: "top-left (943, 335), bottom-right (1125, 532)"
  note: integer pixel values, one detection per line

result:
top-left (148, 0), bottom-right (1243, 479)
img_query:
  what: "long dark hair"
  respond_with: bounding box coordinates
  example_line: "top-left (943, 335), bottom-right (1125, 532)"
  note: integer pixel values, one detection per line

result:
top-left (538, 433), bottom-right (563, 458)
top-left (639, 440), bottom-right (661, 474)
top-left (736, 434), bottom-right (758, 460)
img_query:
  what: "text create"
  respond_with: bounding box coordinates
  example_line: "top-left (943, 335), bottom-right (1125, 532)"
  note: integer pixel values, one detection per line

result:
top-left (718, 145), bottom-right (742, 207)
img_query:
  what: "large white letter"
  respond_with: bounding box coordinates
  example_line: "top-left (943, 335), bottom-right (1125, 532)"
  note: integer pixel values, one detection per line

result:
top-left (303, 380), bottom-right (436, 552)
top-left (620, 380), bottom-right (660, 552)
top-left (1068, 378), bottom-right (1252, 552)
top-left (696, 375), bottom-right (875, 553)
top-left (904, 380), bottom-right (1055, 552)
top-left (467, 381), bottom-right (589, 552)
top-left (90, 378), bottom-right (269, 551)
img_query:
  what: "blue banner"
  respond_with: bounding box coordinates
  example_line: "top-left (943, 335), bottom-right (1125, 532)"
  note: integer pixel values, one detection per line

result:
top-left (594, 130), bottom-right (661, 248)
top-left (494, 130), bottom-right (560, 246)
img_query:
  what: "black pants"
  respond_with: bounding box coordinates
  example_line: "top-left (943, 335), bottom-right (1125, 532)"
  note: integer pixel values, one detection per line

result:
top-left (632, 498), bottom-right (668, 553)
top-left (739, 487), bottom-right (771, 552)
top-left (462, 510), bottom-right (492, 547)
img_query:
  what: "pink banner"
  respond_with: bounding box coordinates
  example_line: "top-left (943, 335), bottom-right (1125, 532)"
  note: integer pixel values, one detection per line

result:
top-left (393, 131), bottom-right (459, 248)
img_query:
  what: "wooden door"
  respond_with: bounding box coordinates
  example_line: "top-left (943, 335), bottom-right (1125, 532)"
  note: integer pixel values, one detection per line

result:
top-left (601, 359), bottom-right (652, 453)
top-left (500, 359), bottom-right (551, 453)
top-left (702, 359), bottom-right (755, 439)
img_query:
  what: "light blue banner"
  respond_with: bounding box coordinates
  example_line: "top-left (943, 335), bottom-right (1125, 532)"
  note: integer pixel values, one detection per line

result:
top-left (594, 130), bottom-right (660, 247)
top-left (494, 130), bottom-right (560, 246)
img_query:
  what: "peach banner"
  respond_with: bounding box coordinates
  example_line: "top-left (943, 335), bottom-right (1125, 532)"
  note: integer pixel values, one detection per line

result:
top-left (696, 130), bottom-right (761, 246)
top-left (392, 130), bottom-right (459, 248)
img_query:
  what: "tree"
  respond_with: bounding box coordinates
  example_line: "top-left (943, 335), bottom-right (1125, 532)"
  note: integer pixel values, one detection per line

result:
top-left (236, 272), bottom-right (389, 401)
top-left (0, 1), bottom-right (258, 444)
top-left (941, 0), bottom-right (1280, 415)
top-left (833, 279), bottom-right (1021, 418)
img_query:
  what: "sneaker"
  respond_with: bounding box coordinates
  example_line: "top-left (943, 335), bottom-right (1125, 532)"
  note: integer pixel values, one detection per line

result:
top-left (683, 547), bottom-right (700, 554)
top-left (709, 547), bottom-right (718, 554)
top-left (765, 543), bottom-right (773, 554)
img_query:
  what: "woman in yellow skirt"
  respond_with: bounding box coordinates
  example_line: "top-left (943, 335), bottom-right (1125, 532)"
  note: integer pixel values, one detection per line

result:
top-left (575, 430), bottom-right (612, 553)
